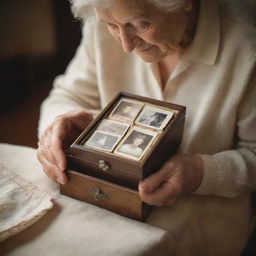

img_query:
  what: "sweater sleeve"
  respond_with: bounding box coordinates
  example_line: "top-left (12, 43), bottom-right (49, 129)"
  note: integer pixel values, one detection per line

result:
top-left (194, 68), bottom-right (256, 197)
top-left (38, 20), bottom-right (100, 137)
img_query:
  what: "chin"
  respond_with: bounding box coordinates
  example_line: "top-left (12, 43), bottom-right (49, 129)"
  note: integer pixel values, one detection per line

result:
top-left (138, 52), bottom-right (165, 63)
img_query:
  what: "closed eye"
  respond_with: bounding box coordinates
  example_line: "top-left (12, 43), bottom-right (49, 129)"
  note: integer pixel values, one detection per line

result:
top-left (136, 21), bottom-right (151, 29)
top-left (107, 23), bottom-right (118, 30)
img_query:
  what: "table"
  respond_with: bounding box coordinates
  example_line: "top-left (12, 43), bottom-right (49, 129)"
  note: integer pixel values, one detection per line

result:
top-left (0, 143), bottom-right (254, 256)
top-left (0, 144), bottom-right (174, 256)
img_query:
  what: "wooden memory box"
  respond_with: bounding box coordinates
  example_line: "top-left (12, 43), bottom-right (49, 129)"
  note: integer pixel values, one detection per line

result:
top-left (60, 92), bottom-right (186, 221)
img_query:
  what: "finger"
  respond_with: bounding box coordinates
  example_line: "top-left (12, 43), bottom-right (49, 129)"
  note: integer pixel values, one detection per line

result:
top-left (42, 157), bottom-right (67, 184)
top-left (41, 120), bottom-right (68, 171)
top-left (43, 168), bottom-right (56, 181)
top-left (50, 132), bottom-right (67, 171)
top-left (37, 150), bottom-right (58, 181)
top-left (139, 179), bottom-right (182, 206)
top-left (139, 167), bottom-right (171, 194)
top-left (71, 111), bottom-right (94, 130)
top-left (38, 139), bottom-right (60, 169)
top-left (37, 147), bottom-right (67, 184)
top-left (38, 126), bottom-right (54, 150)
top-left (50, 118), bottom-right (81, 170)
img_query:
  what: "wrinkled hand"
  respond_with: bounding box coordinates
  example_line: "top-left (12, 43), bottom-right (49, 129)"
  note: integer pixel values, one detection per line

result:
top-left (139, 154), bottom-right (204, 206)
top-left (37, 110), bottom-right (94, 184)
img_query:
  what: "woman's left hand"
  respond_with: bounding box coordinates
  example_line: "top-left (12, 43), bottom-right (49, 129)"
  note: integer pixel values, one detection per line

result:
top-left (138, 154), bottom-right (204, 206)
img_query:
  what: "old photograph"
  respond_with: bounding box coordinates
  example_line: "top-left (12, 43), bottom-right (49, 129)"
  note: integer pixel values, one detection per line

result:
top-left (84, 131), bottom-right (120, 152)
top-left (114, 127), bottom-right (158, 160)
top-left (97, 119), bottom-right (129, 137)
top-left (135, 105), bottom-right (174, 130)
top-left (109, 98), bottom-right (144, 122)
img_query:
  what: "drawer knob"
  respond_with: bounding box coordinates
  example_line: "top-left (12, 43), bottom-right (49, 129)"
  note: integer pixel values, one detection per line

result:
top-left (90, 187), bottom-right (107, 201)
top-left (98, 160), bottom-right (110, 172)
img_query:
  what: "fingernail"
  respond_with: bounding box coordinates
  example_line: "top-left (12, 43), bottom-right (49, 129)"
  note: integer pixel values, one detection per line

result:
top-left (57, 177), bottom-right (65, 185)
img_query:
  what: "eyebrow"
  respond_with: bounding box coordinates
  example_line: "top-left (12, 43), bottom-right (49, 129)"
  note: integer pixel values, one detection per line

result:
top-left (98, 13), bottom-right (148, 24)
top-left (122, 14), bottom-right (147, 23)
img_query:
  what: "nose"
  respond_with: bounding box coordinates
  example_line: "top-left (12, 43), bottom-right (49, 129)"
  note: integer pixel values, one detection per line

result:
top-left (119, 27), bottom-right (140, 52)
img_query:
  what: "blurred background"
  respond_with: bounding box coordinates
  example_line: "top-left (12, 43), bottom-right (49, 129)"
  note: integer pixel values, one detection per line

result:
top-left (0, 0), bottom-right (81, 148)
top-left (0, 0), bottom-right (255, 149)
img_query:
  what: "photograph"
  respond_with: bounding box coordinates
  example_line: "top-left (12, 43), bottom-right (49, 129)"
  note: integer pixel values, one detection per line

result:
top-left (135, 105), bottom-right (174, 130)
top-left (97, 119), bottom-right (129, 137)
top-left (84, 131), bottom-right (121, 152)
top-left (109, 98), bottom-right (144, 122)
top-left (114, 127), bottom-right (158, 160)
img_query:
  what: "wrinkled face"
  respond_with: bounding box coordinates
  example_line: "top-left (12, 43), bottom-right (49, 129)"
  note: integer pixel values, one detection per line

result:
top-left (96, 0), bottom-right (190, 62)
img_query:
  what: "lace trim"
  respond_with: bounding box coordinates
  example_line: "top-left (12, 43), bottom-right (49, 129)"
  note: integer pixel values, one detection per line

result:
top-left (0, 163), bottom-right (53, 242)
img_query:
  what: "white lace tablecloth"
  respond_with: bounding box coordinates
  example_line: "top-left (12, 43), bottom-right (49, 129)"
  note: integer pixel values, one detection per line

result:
top-left (0, 163), bottom-right (53, 242)
top-left (0, 144), bottom-right (173, 256)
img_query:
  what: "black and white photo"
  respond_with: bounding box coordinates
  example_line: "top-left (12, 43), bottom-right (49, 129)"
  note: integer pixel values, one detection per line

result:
top-left (115, 127), bottom-right (158, 160)
top-left (84, 131), bottom-right (120, 152)
top-left (135, 105), bottom-right (174, 130)
top-left (97, 119), bottom-right (129, 137)
top-left (109, 98), bottom-right (143, 122)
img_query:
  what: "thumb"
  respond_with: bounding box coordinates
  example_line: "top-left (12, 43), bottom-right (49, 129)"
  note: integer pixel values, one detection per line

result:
top-left (139, 168), bottom-right (169, 194)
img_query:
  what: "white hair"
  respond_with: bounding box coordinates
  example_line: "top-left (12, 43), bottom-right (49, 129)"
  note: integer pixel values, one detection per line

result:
top-left (71, 0), bottom-right (187, 18)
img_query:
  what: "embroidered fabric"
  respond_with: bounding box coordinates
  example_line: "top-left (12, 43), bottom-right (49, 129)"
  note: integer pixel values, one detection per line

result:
top-left (0, 163), bottom-right (53, 242)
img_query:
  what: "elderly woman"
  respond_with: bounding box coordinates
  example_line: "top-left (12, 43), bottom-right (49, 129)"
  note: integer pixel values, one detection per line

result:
top-left (37, 0), bottom-right (256, 255)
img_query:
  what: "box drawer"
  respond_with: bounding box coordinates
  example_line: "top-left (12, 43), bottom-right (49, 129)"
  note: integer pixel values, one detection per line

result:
top-left (60, 170), bottom-right (151, 221)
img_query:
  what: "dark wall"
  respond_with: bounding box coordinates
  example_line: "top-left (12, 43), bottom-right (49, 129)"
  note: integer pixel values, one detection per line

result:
top-left (0, 0), bottom-right (81, 147)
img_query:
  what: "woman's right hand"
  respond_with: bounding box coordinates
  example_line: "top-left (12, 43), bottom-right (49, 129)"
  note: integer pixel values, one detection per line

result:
top-left (37, 110), bottom-right (94, 184)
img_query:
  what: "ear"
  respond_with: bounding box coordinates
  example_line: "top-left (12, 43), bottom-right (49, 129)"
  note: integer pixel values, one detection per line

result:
top-left (183, 0), bottom-right (193, 11)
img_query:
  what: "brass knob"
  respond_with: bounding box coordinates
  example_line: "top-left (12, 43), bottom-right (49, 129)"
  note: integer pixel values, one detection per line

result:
top-left (90, 187), bottom-right (107, 201)
top-left (98, 160), bottom-right (110, 172)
